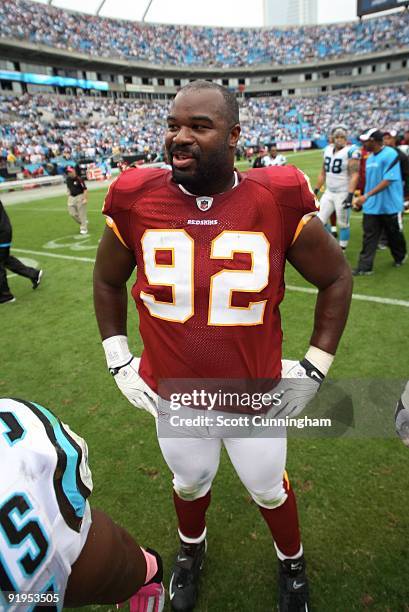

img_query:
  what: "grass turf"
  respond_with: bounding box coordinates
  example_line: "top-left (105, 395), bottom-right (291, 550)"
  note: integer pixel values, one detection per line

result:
top-left (1, 150), bottom-right (409, 611)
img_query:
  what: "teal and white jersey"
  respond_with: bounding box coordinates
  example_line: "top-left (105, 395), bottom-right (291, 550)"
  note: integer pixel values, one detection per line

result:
top-left (323, 144), bottom-right (361, 193)
top-left (0, 398), bottom-right (93, 611)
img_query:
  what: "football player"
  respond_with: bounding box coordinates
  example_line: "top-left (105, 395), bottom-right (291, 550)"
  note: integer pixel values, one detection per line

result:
top-left (94, 81), bottom-right (353, 612)
top-left (269, 145), bottom-right (287, 166)
top-left (313, 127), bottom-right (361, 250)
top-left (395, 381), bottom-right (409, 447)
top-left (0, 397), bottom-right (164, 611)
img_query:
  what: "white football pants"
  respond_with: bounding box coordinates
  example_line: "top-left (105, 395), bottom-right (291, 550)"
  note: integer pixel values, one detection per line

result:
top-left (317, 189), bottom-right (351, 248)
top-left (158, 434), bottom-right (288, 509)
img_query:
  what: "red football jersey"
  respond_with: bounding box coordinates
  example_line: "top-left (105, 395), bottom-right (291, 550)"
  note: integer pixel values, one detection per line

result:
top-left (103, 166), bottom-right (317, 392)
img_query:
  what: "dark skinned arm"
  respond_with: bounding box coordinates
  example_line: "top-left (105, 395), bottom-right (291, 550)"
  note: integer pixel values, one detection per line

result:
top-left (93, 226), bottom-right (136, 341)
top-left (65, 508), bottom-right (146, 606)
top-left (354, 179), bottom-right (391, 209)
top-left (286, 217), bottom-right (353, 355)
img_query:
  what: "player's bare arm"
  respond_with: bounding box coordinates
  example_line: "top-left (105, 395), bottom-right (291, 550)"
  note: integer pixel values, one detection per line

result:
top-left (65, 508), bottom-right (149, 606)
top-left (341, 157), bottom-right (361, 208)
top-left (286, 217), bottom-right (353, 355)
top-left (93, 226), bottom-right (136, 340)
top-left (347, 158), bottom-right (360, 193)
top-left (94, 226), bottom-right (158, 416)
top-left (314, 163), bottom-right (326, 194)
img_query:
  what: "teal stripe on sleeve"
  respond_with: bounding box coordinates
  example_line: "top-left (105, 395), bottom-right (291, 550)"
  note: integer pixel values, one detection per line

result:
top-left (32, 403), bottom-right (86, 520)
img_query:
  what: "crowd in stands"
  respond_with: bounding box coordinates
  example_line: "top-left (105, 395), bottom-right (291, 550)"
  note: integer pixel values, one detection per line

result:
top-left (0, 95), bottom-right (168, 179)
top-left (1, 0), bottom-right (408, 67)
top-left (1, 85), bottom-right (408, 179)
top-left (240, 85), bottom-right (409, 145)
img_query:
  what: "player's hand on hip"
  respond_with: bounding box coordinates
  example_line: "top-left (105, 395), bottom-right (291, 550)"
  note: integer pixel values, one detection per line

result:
top-left (395, 381), bottom-right (409, 447)
top-left (271, 358), bottom-right (324, 418)
top-left (269, 345), bottom-right (334, 419)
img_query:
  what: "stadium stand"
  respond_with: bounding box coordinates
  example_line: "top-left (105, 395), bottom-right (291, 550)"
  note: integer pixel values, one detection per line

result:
top-left (0, 1), bottom-right (407, 181)
top-left (0, 0), bottom-right (408, 67)
top-left (241, 85), bottom-right (409, 145)
top-left (1, 85), bottom-right (408, 179)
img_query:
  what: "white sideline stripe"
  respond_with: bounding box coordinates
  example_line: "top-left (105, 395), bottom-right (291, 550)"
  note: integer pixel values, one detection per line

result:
top-left (11, 208), bottom-right (102, 213)
top-left (286, 284), bottom-right (409, 308)
top-left (13, 248), bottom-right (95, 263)
top-left (11, 250), bottom-right (409, 307)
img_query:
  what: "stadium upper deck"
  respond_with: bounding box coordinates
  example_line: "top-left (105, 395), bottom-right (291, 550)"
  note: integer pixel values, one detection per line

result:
top-left (0, 0), bottom-right (408, 68)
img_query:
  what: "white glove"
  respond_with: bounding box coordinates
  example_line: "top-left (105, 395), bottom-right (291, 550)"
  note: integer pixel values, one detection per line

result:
top-left (395, 381), bottom-right (409, 447)
top-left (271, 358), bottom-right (325, 418)
top-left (102, 336), bottom-right (158, 418)
top-left (111, 357), bottom-right (158, 418)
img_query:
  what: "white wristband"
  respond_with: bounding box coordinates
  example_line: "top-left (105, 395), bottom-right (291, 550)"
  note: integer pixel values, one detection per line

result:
top-left (102, 335), bottom-right (132, 369)
top-left (305, 346), bottom-right (334, 376)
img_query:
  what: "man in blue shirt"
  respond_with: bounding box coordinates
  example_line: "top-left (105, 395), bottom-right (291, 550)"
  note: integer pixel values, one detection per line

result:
top-left (352, 128), bottom-right (407, 275)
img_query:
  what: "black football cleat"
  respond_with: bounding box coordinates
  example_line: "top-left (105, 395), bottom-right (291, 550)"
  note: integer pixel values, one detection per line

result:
top-left (0, 294), bottom-right (16, 304)
top-left (32, 269), bottom-right (43, 289)
top-left (278, 554), bottom-right (310, 612)
top-left (169, 539), bottom-right (206, 611)
top-left (352, 268), bottom-right (373, 276)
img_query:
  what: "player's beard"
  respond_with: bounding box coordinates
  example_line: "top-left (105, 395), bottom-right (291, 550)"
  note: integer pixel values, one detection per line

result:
top-left (168, 140), bottom-right (232, 195)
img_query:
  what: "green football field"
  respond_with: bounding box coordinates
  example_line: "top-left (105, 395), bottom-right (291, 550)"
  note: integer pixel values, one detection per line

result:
top-left (2, 149), bottom-right (409, 611)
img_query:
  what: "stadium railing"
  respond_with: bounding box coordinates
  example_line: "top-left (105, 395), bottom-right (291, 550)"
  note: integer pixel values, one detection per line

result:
top-left (0, 175), bottom-right (64, 192)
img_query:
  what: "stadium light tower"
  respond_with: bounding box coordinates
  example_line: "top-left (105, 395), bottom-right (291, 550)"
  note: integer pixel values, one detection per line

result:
top-left (96, 0), bottom-right (106, 16)
top-left (142, 0), bottom-right (154, 22)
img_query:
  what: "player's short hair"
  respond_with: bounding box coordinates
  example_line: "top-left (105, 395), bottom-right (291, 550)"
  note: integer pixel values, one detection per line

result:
top-left (178, 80), bottom-right (239, 127)
top-left (332, 127), bottom-right (347, 138)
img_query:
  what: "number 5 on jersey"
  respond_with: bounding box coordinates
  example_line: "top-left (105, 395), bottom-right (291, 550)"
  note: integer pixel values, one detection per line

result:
top-left (140, 229), bottom-right (270, 326)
